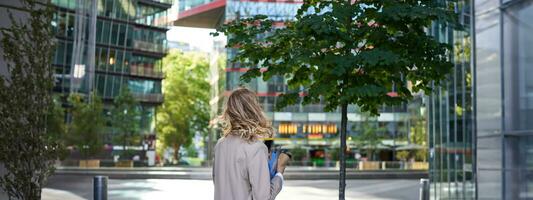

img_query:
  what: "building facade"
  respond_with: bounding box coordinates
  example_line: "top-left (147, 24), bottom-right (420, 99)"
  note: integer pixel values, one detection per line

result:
top-left (175, 0), bottom-right (421, 166)
top-left (427, 0), bottom-right (475, 199)
top-left (429, 0), bottom-right (533, 199)
top-left (51, 0), bottom-right (171, 144)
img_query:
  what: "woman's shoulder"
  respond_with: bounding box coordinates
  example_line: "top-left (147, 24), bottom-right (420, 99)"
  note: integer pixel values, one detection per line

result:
top-left (216, 135), bottom-right (266, 150)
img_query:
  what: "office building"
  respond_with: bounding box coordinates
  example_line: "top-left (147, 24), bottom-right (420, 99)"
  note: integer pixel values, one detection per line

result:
top-left (51, 0), bottom-right (172, 144)
top-left (428, 0), bottom-right (533, 199)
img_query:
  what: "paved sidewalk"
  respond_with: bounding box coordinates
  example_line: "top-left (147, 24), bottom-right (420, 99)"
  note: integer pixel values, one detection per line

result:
top-left (42, 188), bottom-right (85, 200)
top-left (44, 176), bottom-right (421, 200)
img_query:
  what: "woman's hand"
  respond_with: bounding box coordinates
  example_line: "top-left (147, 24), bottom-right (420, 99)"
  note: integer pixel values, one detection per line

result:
top-left (276, 153), bottom-right (290, 174)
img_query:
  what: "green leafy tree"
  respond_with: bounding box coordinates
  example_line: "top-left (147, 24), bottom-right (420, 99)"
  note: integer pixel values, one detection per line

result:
top-left (291, 147), bottom-right (307, 162)
top-left (409, 99), bottom-right (428, 162)
top-left (67, 93), bottom-right (105, 159)
top-left (0, 0), bottom-right (62, 198)
top-left (47, 96), bottom-right (67, 159)
top-left (214, 1), bottom-right (459, 198)
top-left (157, 50), bottom-right (210, 162)
top-left (396, 150), bottom-right (410, 161)
top-left (185, 145), bottom-right (199, 158)
top-left (111, 87), bottom-right (140, 159)
top-left (47, 96), bottom-right (66, 140)
top-left (352, 117), bottom-right (385, 161)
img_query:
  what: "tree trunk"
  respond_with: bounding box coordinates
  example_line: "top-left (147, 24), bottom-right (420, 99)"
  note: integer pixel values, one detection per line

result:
top-left (339, 103), bottom-right (348, 200)
top-left (123, 132), bottom-right (127, 159)
top-left (173, 143), bottom-right (180, 162)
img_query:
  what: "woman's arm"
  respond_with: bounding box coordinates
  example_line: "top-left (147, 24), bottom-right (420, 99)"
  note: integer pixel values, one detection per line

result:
top-left (248, 145), bottom-right (283, 200)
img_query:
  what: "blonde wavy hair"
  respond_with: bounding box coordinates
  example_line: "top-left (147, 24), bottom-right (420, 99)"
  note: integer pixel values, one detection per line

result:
top-left (220, 87), bottom-right (273, 142)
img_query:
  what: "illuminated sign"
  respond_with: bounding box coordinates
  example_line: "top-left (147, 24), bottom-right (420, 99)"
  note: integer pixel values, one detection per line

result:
top-left (277, 123), bottom-right (338, 135)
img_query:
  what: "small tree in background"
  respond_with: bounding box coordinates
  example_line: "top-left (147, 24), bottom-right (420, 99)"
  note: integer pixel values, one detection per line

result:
top-left (214, 0), bottom-right (459, 198)
top-left (396, 150), bottom-right (410, 162)
top-left (157, 50), bottom-right (210, 163)
top-left (0, 0), bottom-right (62, 198)
top-left (47, 95), bottom-right (68, 159)
top-left (408, 97), bottom-right (428, 162)
top-left (111, 87), bottom-right (140, 160)
top-left (291, 147), bottom-right (307, 163)
top-left (352, 117), bottom-right (384, 161)
top-left (67, 93), bottom-right (105, 159)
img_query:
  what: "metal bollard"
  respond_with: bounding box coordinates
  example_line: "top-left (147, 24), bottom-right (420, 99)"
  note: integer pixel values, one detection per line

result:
top-left (94, 176), bottom-right (108, 200)
top-left (419, 178), bottom-right (429, 200)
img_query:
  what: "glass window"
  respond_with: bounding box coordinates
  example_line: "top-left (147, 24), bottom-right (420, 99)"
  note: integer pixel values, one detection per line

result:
top-left (98, 48), bottom-right (108, 70)
top-left (128, 78), bottom-right (161, 94)
top-left (111, 23), bottom-right (119, 46)
top-left (115, 50), bottom-right (124, 73)
top-left (96, 20), bottom-right (103, 43)
top-left (126, 25), bottom-right (134, 47)
top-left (97, 0), bottom-right (105, 16)
top-left (108, 49), bottom-right (116, 71)
top-left (102, 21), bottom-right (110, 44)
top-left (54, 41), bottom-right (65, 65)
top-left (104, 75), bottom-right (113, 98)
top-left (105, 0), bottom-right (114, 17)
top-left (503, 1), bottom-right (533, 131)
top-left (114, 0), bottom-right (122, 19)
top-left (94, 48), bottom-right (101, 70)
top-left (57, 11), bottom-right (67, 37)
top-left (96, 74), bottom-right (105, 97)
top-left (66, 13), bottom-right (75, 38)
top-left (112, 76), bottom-right (123, 97)
top-left (504, 134), bottom-right (533, 199)
top-left (65, 42), bottom-right (73, 66)
top-left (124, 51), bottom-right (132, 73)
top-left (118, 24), bottom-right (126, 46)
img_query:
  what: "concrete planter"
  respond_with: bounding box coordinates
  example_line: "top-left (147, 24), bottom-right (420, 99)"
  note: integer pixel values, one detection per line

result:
top-left (115, 160), bottom-right (134, 168)
top-left (79, 159), bottom-right (100, 168)
top-left (358, 161), bottom-right (381, 170)
top-left (407, 162), bottom-right (429, 170)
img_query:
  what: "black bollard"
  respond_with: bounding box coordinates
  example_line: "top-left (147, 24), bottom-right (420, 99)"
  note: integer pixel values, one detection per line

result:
top-left (419, 178), bottom-right (429, 200)
top-left (93, 176), bottom-right (108, 200)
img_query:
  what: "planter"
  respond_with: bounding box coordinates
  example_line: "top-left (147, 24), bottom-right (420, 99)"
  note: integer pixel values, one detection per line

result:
top-left (358, 161), bottom-right (381, 170)
top-left (407, 162), bottom-right (429, 170)
top-left (79, 159), bottom-right (100, 168)
top-left (115, 160), bottom-right (134, 168)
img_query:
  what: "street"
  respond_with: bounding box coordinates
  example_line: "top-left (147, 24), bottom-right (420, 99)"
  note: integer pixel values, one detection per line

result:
top-left (44, 175), bottom-right (420, 200)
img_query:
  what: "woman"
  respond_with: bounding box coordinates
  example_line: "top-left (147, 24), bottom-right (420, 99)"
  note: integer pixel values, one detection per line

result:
top-left (213, 87), bottom-right (290, 200)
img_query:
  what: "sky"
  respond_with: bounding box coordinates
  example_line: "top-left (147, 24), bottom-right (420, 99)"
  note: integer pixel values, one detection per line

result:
top-left (167, 26), bottom-right (225, 53)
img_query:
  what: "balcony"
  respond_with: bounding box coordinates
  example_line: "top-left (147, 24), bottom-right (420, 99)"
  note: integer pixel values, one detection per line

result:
top-left (173, 0), bottom-right (226, 28)
top-left (133, 93), bottom-right (163, 103)
top-left (133, 40), bottom-right (166, 54)
top-left (130, 65), bottom-right (164, 79)
top-left (138, 0), bottom-right (173, 8)
top-left (146, 0), bottom-right (173, 4)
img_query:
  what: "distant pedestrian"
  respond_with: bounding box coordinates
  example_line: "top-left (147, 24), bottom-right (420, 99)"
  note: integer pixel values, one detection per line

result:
top-left (213, 87), bottom-right (290, 200)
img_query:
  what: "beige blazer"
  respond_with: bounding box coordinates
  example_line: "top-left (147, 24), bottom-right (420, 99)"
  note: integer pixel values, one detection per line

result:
top-left (213, 135), bottom-right (283, 200)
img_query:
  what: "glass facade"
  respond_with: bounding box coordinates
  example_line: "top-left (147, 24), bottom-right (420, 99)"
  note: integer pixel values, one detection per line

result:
top-left (430, 0), bottom-right (533, 199)
top-left (51, 0), bottom-right (170, 140)
top-left (503, 1), bottom-right (533, 199)
top-left (427, 0), bottom-right (475, 199)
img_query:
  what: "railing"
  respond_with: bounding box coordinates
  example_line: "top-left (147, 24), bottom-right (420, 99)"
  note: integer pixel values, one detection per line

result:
top-left (179, 0), bottom-right (215, 11)
top-left (130, 65), bottom-right (164, 79)
top-left (289, 160), bottom-right (429, 170)
top-left (133, 40), bottom-right (166, 53)
top-left (133, 93), bottom-right (163, 103)
top-left (147, 0), bottom-right (173, 4)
